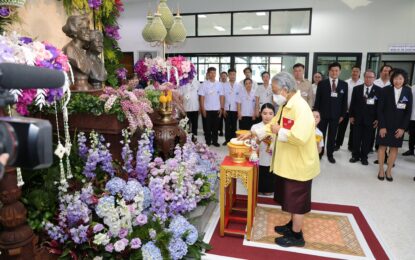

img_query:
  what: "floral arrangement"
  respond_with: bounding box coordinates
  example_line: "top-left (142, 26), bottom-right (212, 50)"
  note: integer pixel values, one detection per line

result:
top-left (60, 0), bottom-right (125, 86)
top-left (99, 85), bottom-right (154, 132)
top-left (0, 33), bottom-right (69, 115)
top-left (134, 56), bottom-right (196, 90)
top-left (42, 130), bottom-right (215, 259)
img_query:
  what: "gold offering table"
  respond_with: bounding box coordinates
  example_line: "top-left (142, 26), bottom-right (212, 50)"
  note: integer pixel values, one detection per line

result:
top-left (219, 156), bottom-right (258, 240)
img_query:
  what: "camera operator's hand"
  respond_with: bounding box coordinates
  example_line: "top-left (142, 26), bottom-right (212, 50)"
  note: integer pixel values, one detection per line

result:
top-left (0, 153), bottom-right (9, 181)
top-left (0, 154), bottom-right (9, 166)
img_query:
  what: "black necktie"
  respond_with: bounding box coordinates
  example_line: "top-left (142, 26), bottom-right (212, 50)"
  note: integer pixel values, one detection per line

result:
top-left (332, 80), bottom-right (336, 92)
top-left (365, 87), bottom-right (370, 97)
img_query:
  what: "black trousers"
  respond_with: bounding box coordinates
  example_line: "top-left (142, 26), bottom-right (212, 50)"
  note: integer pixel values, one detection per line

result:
top-left (218, 115), bottom-right (224, 134)
top-left (318, 118), bottom-right (339, 157)
top-left (352, 124), bottom-right (374, 160)
top-left (239, 116), bottom-right (254, 130)
top-left (408, 120), bottom-right (415, 152)
top-left (336, 113), bottom-right (353, 149)
top-left (204, 110), bottom-right (219, 145)
top-left (186, 111), bottom-right (199, 136)
top-left (225, 111), bottom-right (238, 143)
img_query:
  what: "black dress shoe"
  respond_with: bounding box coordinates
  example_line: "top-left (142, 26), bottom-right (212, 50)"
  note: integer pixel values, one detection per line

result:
top-left (328, 157), bottom-right (336, 164)
top-left (377, 174), bottom-right (385, 181)
top-left (349, 157), bottom-right (359, 163)
top-left (386, 176), bottom-right (393, 182)
top-left (275, 231), bottom-right (305, 247)
top-left (212, 143), bottom-right (220, 147)
top-left (222, 141), bottom-right (228, 146)
top-left (402, 150), bottom-right (414, 156)
top-left (274, 221), bottom-right (292, 235)
top-left (361, 159), bottom-right (369, 165)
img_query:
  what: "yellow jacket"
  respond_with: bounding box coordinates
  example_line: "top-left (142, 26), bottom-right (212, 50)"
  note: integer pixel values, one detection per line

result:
top-left (267, 91), bottom-right (320, 181)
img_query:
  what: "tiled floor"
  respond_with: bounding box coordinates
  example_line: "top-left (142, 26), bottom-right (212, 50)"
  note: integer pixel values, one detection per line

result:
top-left (200, 132), bottom-right (415, 260)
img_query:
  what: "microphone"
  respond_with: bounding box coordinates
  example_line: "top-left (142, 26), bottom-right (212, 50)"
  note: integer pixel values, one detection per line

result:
top-left (0, 63), bottom-right (66, 90)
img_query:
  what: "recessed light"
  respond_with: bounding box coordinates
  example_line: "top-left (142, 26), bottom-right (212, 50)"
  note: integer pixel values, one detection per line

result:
top-left (262, 25), bottom-right (269, 30)
top-left (256, 12), bottom-right (266, 16)
top-left (241, 26), bottom-right (253, 31)
top-left (214, 26), bottom-right (226, 31)
top-left (198, 14), bottom-right (207, 18)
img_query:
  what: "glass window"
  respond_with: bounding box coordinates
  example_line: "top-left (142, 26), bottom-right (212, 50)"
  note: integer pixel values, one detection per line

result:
top-left (270, 10), bottom-right (311, 34)
top-left (182, 15), bottom-right (196, 37)
top-left (233, 12), bottom-right (269, 35)
top-left (314, 53), bottom-right (361, 80)
top-left (281, 56), bottom-right (306, 74)
top-left (198, 13), bottom-right (231, 36)
top-left (270, 57), bottom-right (282, 63)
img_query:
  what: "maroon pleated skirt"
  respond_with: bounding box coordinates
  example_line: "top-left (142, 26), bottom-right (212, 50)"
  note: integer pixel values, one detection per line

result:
top-left (273, 174), bottom-right (312, 214)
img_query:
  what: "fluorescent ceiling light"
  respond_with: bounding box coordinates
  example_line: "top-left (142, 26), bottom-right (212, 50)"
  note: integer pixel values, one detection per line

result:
top-left (214, 26), bottom-right (226, 31)
top-left (256, 12), bottom-right (266, 16)
top-left (262, 25), bottom-right (269, 30)
top-left (198, 14), bottom-right (207, 18)
top-left (241, 26), bottom-right (253, 31)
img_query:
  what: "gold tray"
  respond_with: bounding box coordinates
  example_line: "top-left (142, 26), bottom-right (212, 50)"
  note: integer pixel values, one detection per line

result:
top-left (227, 142), bottom-right (251, 163)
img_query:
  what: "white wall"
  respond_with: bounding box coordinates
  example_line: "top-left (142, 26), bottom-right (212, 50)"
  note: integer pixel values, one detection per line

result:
top-left (118, 0), bottom-right (415, 76)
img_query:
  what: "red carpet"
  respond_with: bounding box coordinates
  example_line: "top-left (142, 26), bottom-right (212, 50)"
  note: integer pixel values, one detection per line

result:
top-left (207, 196), bottom-right (389, 260)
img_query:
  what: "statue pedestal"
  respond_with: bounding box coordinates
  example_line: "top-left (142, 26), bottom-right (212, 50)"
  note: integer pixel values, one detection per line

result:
top-left (152, 110), bottom-right (186, 160)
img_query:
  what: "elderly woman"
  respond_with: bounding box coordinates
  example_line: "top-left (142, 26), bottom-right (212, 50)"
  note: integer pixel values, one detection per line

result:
top-left (240, 72), bottom-right (320, 247)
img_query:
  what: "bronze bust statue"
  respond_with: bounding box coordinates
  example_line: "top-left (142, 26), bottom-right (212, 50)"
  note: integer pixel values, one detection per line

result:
top-left (87, 30), bottom-right (107, 89)
top-left (62, 15), bottom-right (93, 91)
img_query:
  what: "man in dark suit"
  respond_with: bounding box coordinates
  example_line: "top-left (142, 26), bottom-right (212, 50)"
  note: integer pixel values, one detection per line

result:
top-left (349, 70), bottom-right (381, 165)
top-left (314, 62), bottom-right (348, 163)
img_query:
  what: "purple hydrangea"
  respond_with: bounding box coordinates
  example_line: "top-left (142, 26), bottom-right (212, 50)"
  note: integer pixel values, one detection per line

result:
top-left (105, 177), bottom-right (126, 195)
top-left (116, 68), bottom-right (128, 81)
top-left (83, 149), bottom-right (99, 179)
top-left (44, 222), bottom-right (68, 243)
top-left (69, 224), bottom-right (89, 244)
top-left (142, 242), bottom-right (162, 260)
top-left (168, 238), bottom-right (188, 260)
top-left (88, 0), bottom-right (102, 10)
top-left (66, 200), bottom-right (90, 226)
top-left (149, 178), bottom-right (168, 221)
top-left (104, 25), bottom-right (121, 40)
top-left (142, 187), bottom-right (151, 209)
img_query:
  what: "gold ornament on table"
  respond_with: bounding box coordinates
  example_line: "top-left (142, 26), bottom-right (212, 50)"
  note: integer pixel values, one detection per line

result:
top-left (158, 89), bottom-right (173, 122)
top-left (227, 138), bottom-right (252, 163)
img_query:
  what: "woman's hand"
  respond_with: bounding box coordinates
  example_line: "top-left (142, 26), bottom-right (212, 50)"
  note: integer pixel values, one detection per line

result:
top-left (379, 128), bottom-right (387, 138)
top-left (395, 129), bottom-right (405, 139)
top-left (237, 132), bottom-right (252, 140)
top-left (271, 123), bottom-right (281, 134)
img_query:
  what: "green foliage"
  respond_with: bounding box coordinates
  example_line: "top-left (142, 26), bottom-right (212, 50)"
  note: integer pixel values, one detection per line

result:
top-left (186, 237), bottom-right (212, 260)
top-left (144, 89), bottom-right (161, 110)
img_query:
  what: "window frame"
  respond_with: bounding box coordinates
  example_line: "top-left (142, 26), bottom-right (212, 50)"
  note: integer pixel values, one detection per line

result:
top-left (181, 8), bottom-right (312, 38)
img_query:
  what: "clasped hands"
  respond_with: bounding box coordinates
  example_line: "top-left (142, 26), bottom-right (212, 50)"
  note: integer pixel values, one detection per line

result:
top-left (237, 122), bottom-right (281, 141)
top-left (379, 128), bottom-right (404, 139)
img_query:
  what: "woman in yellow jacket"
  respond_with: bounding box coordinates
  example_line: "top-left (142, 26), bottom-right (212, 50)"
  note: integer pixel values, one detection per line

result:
top-left (241, 71), bottom-right (320, 247)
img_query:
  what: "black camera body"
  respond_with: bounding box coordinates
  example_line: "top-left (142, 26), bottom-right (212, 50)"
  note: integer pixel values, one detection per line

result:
top-left (0, 63), bottom-right (66, 172)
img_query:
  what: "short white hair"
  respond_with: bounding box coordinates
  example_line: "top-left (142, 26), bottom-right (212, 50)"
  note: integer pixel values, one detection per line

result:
top-left (272, 72), bottom-right (297, 92)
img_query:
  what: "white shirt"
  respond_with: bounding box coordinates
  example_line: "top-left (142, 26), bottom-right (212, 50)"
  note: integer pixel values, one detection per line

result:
top-left (178, 78), bottom-right (200, 112)
top-left (239, 79), bottom-right (258, 93)
top-left (374, 78), bottom-right (390, 88)
top-left (346, 78), bottom-right (364, 109)
top-left (316, 128), bottom-right (324, 148)
top-left (329, 77), bottom-right (339, 91)
top-left (411, 86), bottom-right (415, 121)
top-left (312, 83), bottom-right (318, 96)
top-left (394, 87), bottom-right (403, 105)
top-left (251, 122), bottom-right (272, 166)
top-left (255, 84), bottom-right (273, 110)
top-left (222, 81), bottom-right (241, 112)
top-left (198, 80), bottom-right (224, 111)
top-left (236, 86), bottom-right (256, 117)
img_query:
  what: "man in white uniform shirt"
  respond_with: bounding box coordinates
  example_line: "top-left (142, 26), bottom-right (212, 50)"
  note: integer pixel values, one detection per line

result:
top-left (293, 63), bottom-right (314, 107)
top-left (218, 71), bottom-right (228, 136)
top-left (403, 85), bottom-right (415, 156)
top-left (221, 68), bottom-right (240, 145)
top-left (255, 71), bottom-right (273, 118)
top-left (199, 67), bottom-right (224, 147)
top-left (240, 67), bottom-right (258, 91)
top-left (178, 77), bottom-right (200, 141)
top-left (374, 65), bottom-right (392, 88)
top-left (335, 66), bottom-right (363, 151)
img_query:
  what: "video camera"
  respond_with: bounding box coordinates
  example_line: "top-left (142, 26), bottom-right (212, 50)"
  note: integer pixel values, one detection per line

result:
top-left (0, 63), bottom-right (67, 178)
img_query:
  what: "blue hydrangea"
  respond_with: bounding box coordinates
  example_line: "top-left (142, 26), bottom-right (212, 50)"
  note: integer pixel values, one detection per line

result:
top-left (168, 215), bottom-right (192, 238)
top-left (96, 196), bottom-right (115, 218)
top-left (142, 241), bottom-right (163, 260)
top-left (168, 238), bottom-right (188, 260)
top-left (142, 186), bottom-right (151, 209)
top-left (185, 225), bottom-right (198, 245)
top-left (105, 177), bottom-right (126, 195)
top-left (69, 224), bottom-right (89, 244)
top-left (122, 179), bottom-right (143, 201)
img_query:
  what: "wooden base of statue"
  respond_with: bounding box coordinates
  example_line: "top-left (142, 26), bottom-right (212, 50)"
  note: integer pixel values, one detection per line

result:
top-left (152, 109), bottom-right (186, 160)
top-left (0, 168), bottom-right (37, 259)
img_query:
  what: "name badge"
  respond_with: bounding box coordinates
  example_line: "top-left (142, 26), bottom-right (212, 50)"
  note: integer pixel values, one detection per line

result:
top-left (301, 92), bottom-right (308, 97)
top-left (397, 103), bottom-right (406, 109)
top-left (366, 98), bottom-right (375, 105)
top-left (331, 92), bottom-right (338, 98)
